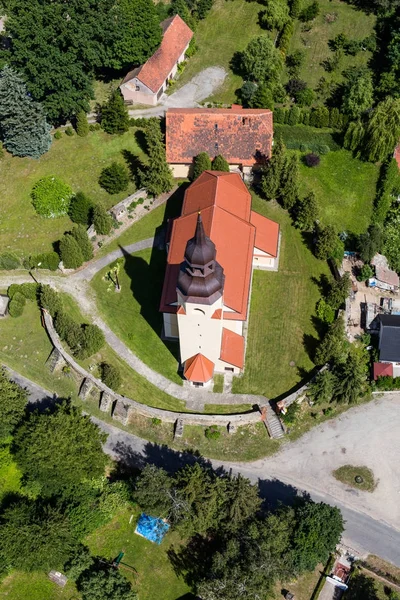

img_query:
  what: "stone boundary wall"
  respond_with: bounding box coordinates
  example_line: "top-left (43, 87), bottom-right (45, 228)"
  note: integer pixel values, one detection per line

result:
top-left (42, 311), bottom-right (263, 427)
top-left (87, 188), bottom-right (150, 237)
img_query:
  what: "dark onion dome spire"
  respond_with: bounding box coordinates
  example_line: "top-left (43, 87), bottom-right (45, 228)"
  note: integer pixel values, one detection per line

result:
top-left (177, 213), bottom-right (224, 304)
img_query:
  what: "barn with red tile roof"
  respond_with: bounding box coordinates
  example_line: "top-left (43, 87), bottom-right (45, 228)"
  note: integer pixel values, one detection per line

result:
top-left (161, 170), bottom-right (281, 386)
top-left (120, 15), bottom-right (193, 106)
top-left (166, 107), bottom-right (273, 178)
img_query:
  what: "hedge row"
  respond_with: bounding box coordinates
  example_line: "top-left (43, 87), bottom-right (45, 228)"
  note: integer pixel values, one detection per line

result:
top-left (7, 283), bottom-right (40, 318)
top-left (274, 106), bottom-right (347, 130)
top-left (374, 375), bottom-right (400, 391)
top-left (275, 124), bottom-right (341, 153)
top-left (371, 157), bottom-right (400, 225)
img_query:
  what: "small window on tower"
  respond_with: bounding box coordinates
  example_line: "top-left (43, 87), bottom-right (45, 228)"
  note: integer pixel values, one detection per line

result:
top-left (215, 142), bottom-right (218, 152)
top-left (214, 123), bottom-right (218, 130)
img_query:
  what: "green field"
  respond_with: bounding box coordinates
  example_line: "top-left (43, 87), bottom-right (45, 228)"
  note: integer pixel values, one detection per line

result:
top-left (233, 194), bottom-right (330, 399)
top-left (91, 248), bottom-right (183, 385)
top-left (287, 0), bottom-right (376, 91)
top-left (0, 572), bottom-right (79, 600)
top-left (176, 0), bottom-right (264, 103)
top-left (86, 507), bottom-right (193, 600)
top-left (299, 149), bottom-right (379, 234)
top-left (0, 128), bottom-right (146, 257)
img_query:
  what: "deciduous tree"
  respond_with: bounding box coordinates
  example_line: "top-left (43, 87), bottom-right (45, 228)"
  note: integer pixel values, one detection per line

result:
top-left (193, 152), bottom-right (212, 179)
top-left (77, 563), bottom-right (137, 600)
top-left (240, 35), bottom-right (283, 85)
top-left (341, 68), bottom-right (373, 120)
top-left (0, 368), bottom-right (27, 439)
top-left (364, 98), bottom-right (400, 163)
top-left (12, 401), bottom-right (107, 496)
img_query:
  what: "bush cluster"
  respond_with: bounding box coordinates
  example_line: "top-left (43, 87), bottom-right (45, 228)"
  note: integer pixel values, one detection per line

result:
top-left (100, 363), bottom-right (121, 391)
top-left (205, 426), bottom-right (221, 440)
top-left (372, 158), bottom-right (400, 225)
top-left (274, 106), bottom-right (345, 129)
top-left (7, 283), bottom-right (39, 318)
top-left (374, 375), bottom-right (400, 391)
top-left (99, 162), bottom-right (130, 194)
top-left (29, 252), bottom-right (60, 271)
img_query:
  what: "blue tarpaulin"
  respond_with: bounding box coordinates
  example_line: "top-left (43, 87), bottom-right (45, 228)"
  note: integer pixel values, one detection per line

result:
top-left (135, 513), bottom-right (170, 544)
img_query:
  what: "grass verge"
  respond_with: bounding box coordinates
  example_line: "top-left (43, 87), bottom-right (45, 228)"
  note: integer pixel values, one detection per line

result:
top-left (86, 507), bottom-right (193, 600)
top-left (0, 572), bottom-right (78, 600)
top-left (91, 249), bottom-right (183, 385)
top-left (212, 374), bottom-right (224, 393)
top-left (333, 465), bottom-right (377, 492)
top-left (299, 149), bottom-right (379, 235)
top-left (233, 195), bottom-right (330, 399)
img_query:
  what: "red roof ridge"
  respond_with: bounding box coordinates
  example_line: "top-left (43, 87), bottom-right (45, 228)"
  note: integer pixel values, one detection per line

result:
top-left (184, 353), bottom-right (214, 382)
top-left (167, 107), bottom-right (273, 115)
top-left (220, 328), bottom-right (245, 368)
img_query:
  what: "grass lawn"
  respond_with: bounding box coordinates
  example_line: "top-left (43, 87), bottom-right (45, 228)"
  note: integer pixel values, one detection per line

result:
top-left (204, 403), bottom-right (253, 414)
top-left (299, 149), bottom-right (379, 235)
top-left (59, 292), bottom-right (186, 411)
top-left (0, 441), bottom-right (22, 502)
top-left (176, 0), bottom-right (264, 104)
top-left (273, 564), bottom-right (324, 600)
top-left (333, 465), bottom-right (377, 492)
top-left (233, 194), bottom-right (330, 399)
top-left (287, 0), bottom-right (376, 91)
top-left (86, 507), bottom-right (193, 600)
top-left (91, 248), bottom-right (183, 385)
top-left (0, 300), bottom-right (78, 399)
top-left (212, 374), bottom-right (224, 393)
top-left (0, 572), bottom-right (79, 600)
top-left (348, 569), bottom-right (400, 600)
top-left (0, 128), bottom-right (146, 257)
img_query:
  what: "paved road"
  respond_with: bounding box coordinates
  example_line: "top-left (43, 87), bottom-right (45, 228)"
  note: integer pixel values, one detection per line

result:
top-left (8, 369), bottom-right (400, 567)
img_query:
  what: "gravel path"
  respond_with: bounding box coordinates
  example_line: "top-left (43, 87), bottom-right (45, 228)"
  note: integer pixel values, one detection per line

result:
top-left (127, 67), bottom-right (227, 118)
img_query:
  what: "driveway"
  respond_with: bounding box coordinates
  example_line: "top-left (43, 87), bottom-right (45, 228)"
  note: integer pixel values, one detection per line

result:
top-left (128, 67), bottom-right (227, 118)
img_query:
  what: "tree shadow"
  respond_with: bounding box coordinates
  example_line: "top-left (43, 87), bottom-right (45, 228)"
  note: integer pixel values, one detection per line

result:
top-left (121, 149), bottom-right (145, 187)
top-left (229, 51), bottom-right (244, 76)
top-left (134, 129), bottom-right (148, 154)
top-left (116, 184), bottom-right (192, 375)
top-left (303, 332), bottom-right (319, 362)
top-left (311, 273), bottom-right (331, 297)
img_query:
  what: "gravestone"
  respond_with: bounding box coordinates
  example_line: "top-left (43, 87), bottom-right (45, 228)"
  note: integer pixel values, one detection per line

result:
top-left (227, 421), bottom-right (236, 434)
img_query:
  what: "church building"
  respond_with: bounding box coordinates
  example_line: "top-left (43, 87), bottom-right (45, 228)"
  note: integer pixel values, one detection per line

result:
top-left (159, 171), bottom-right (280, 387)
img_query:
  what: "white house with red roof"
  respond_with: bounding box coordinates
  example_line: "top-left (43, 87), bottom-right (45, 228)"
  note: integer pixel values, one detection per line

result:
top-left (120, 15), bottom-right (193, 106)
top-left (160, 170), bottom-right (280, 387)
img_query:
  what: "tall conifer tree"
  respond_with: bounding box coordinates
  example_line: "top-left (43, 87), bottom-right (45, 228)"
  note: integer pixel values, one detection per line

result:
top-left (0, 66), bottom-right (51, 158)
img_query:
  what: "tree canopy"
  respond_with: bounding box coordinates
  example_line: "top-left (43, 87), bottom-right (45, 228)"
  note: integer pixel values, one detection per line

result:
top-left (12, 401), bottom-right (107, 496)
top-left (0, 368), bottom-right (27, 440)
top-left (240, 35), bottom-right (283, 85)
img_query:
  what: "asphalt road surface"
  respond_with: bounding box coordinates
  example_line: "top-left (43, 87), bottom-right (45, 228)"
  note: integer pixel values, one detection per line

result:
top-left (8, 368), bottom-right (400, 567)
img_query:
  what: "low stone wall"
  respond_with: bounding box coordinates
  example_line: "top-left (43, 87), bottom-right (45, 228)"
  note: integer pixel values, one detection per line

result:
top-left (42, 310), bottom-right (263, 428)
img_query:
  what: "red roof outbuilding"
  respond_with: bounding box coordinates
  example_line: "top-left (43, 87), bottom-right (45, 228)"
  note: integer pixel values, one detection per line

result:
top-left (166, 107), bottom-right (273, 166)
top-left (122, 15), bottom-right (193, 94)
top-left (373, 362), bottom-right (393, 380)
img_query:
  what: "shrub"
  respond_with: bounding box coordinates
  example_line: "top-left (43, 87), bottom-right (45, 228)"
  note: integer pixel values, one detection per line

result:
top-left (205, 426), bottom-right (221, 440)
top-left (39, 285), bottom-right (62, 317)
top-left (288, 106), bottom-right (301, 126)
top-left (318, 144), bottom-right (330, 155)
top-left (151, 417), bottom-right (162, 425)
top-left (92, 204), bottom-right (113, 235)
top-left (65, 126), bottom-right (74, 136)
top-left (69, 191), bottom-right (94, 226)
top-left (193, 152), bottom-right (212, 180)
top-left (0, 141), bottom-right (4, 158)
top-left (100, 363), bottom-right (121, 391)
top-left (278, 19), bottom-right (294, 53)
top-left (7, 284), bottom-right (22, 299)
top-left (357, 264), bottom-right (373, 281)
top-left (53, 130), bottom-right (62, 140)
top-left (70, 225), bottom-right (93, 262)
top-left (296, 87), bottom-right (315, 106)
top-left (310, 106), bottom-right (330, 128)
top-left (300, 1), bottom-right (320, 22)
top-left (75, 111), bottom-right (89, 137)
top-left (0, 253), bottom-right (21, 270)
top-left (29, 252), bottom-right (60, 271)
top-left (20, 283), bottom-right (39, 301)
top-left (31, 176), bottom-right (73, 218)
top-left (77, 324), bottom-right (105, 359)
top-left (59, 234), bottom-right (84, 269)
top-left (300, 143), bottom-right (309, 152)
top-left (273, 107), bottom-right (286, 124)
top-left (316, 298), bottom-right (335, 324)
top-left (54, 311), bottom-right (84, 351)
top-left (8, 298), bottom-right (24, 317)
top-left (281, 402), bottom-right (300, 426)
top-left (185, 38), bottom-right (198, 58)
top-left (11, 292), bottom-right (26, 307)
top-left (99, 162), bottom-right (130, 194)
top-left (304, 152), bottom-right (320, 167)
top-left (212, 154), bottom-right (230, 172)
